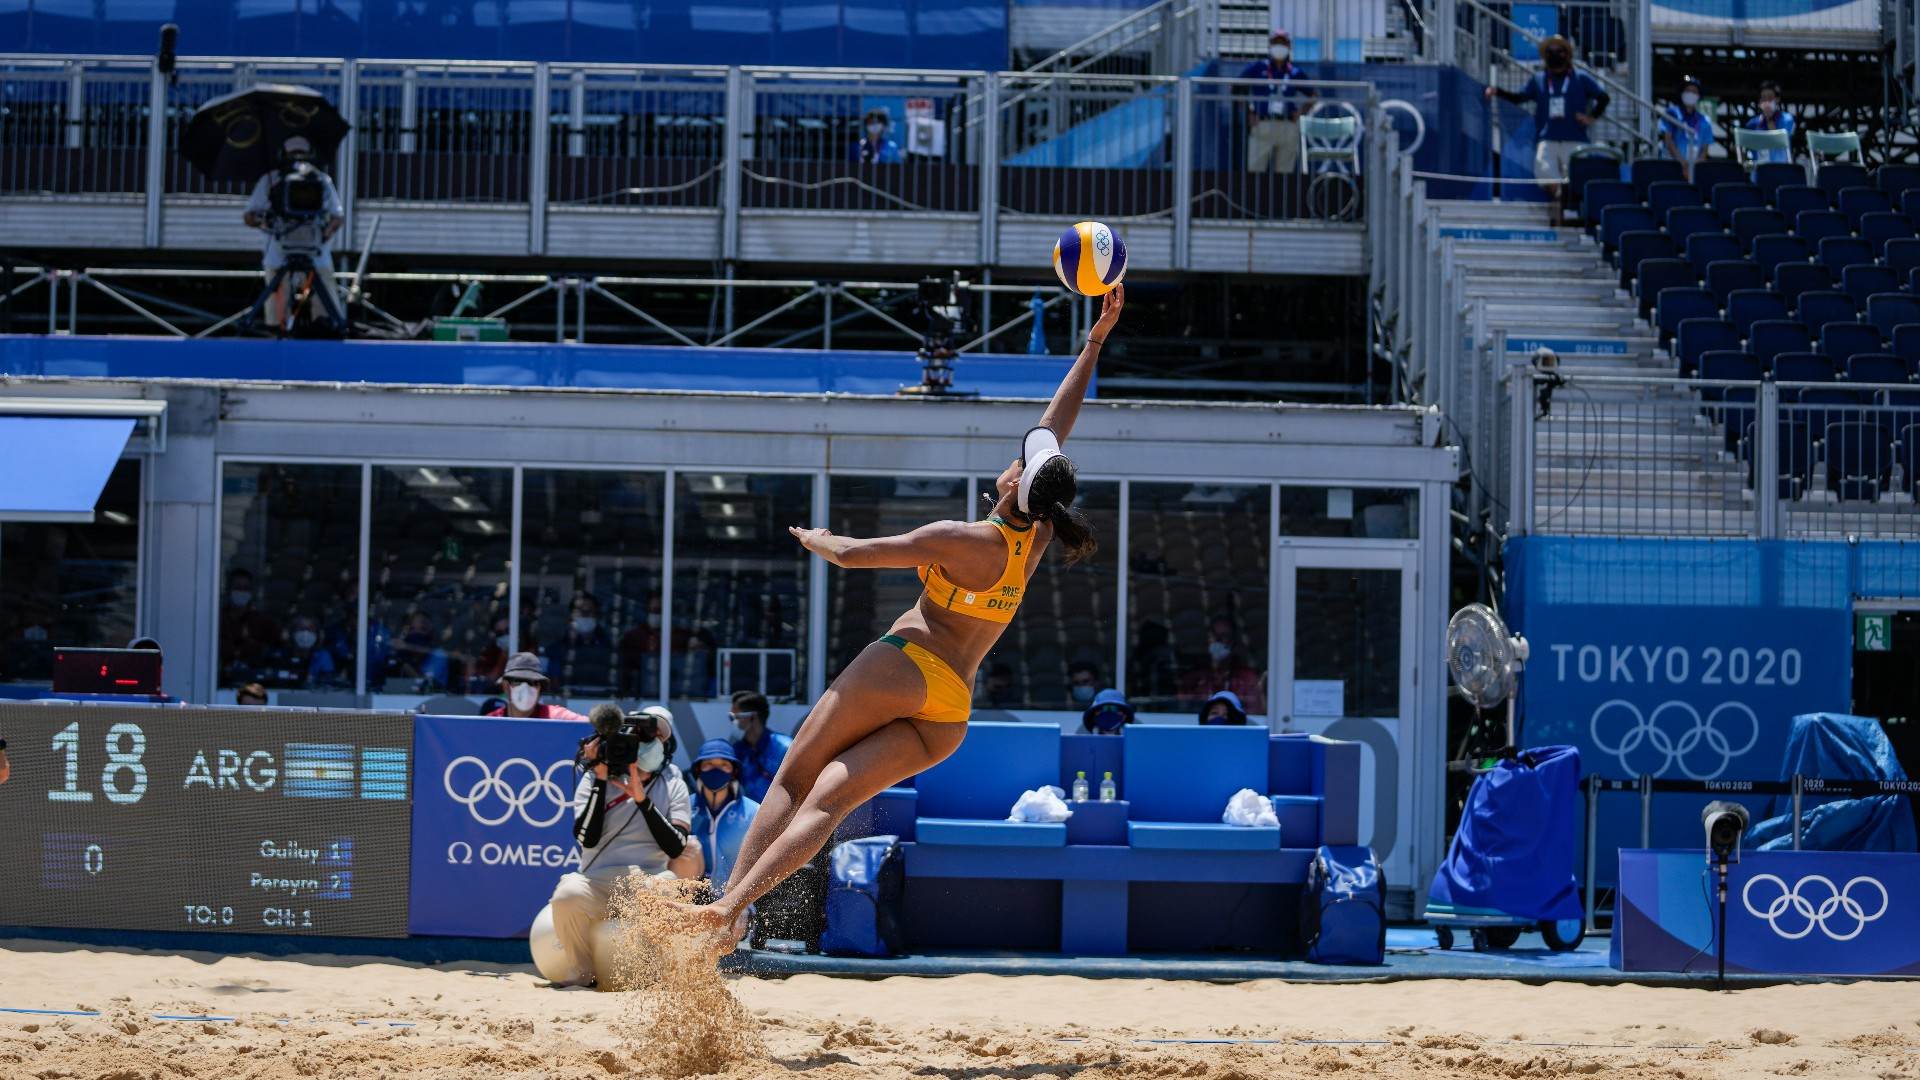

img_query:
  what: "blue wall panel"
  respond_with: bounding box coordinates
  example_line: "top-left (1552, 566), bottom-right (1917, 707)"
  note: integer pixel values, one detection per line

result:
top-left (0, 0), bottom-right (1009, 70)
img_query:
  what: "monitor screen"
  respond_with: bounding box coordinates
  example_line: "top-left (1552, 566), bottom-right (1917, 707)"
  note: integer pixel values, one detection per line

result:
top-left (51, 648), bottom-right (164, 695)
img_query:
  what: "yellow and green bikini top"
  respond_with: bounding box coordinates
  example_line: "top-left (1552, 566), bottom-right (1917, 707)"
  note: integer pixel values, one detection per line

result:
top-left (917, 515), bottom-right (1033, 624)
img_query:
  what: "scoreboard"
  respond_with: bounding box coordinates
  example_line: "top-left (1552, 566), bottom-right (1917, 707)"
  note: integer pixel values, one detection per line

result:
top-left (0, 704), bottom-right (413, 938)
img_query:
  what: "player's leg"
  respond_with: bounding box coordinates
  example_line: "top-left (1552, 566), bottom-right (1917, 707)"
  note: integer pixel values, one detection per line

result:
top-left (547, 871), bottom-right (611, 983)
top-left (718, 642), bottom-right (924, 901)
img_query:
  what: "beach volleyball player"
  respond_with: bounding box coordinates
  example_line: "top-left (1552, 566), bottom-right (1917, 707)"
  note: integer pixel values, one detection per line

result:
top-left (676, 285), bottom-right (1125, 955)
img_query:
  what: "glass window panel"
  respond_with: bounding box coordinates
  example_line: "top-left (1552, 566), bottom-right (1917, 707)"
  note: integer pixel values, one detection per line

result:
top-left (672, 472), bottom-right (812, 702)
top-left (1127, 482), bottom-right (1269, 716)
top-left (520, 470), bottom-right (667, 700)
top-left (1292, 567), bottom-right (1401, 718)
top-left (826, 475), bottom-right (965, 680)
top-left (1, 459), bottom-right (141, 685)
top-left (1281, 486), bottom-right (1419, 539)
top-left (218, 463), bottom-right (361, 691)
top-left (969, 477), bottom-right (1120, 711)
top-left (368, 465), bottom-right (513, 695)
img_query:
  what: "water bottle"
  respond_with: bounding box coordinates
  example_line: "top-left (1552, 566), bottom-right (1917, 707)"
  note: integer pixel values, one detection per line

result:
top-left (1099, 771), bottom-right (1117, 802)
top-left (1071, 770), bottom-right (1090, 802)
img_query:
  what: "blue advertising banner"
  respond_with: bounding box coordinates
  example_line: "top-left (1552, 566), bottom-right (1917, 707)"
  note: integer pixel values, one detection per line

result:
top-left (1613, 849), bottom-right (1920, 976)
top-left (409, 715), bottom-right (592, 938)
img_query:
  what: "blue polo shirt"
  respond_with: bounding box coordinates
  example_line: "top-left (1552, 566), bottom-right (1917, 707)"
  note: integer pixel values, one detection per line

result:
top-left (1512, 70), bottom-right (1606, 144)
top-left (1659, 104), bottom-right (1716, 164)
top-left (1237, 58), bottom-right (1308, 120)
top-left (1743, 110), bottom-right (1796, 164)
top-left (733, 729), bottom-right (793, 803)
top-left (690, 789), bottom-right (760, 893)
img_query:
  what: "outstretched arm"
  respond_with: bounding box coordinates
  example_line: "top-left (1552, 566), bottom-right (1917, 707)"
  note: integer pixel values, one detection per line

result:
top-left (789, 521), bottom-right (977, 569)
top-left (1037, 285), bottom-right (1124, 445)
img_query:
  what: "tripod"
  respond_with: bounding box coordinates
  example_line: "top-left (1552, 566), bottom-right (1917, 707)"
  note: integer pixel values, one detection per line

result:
top-left (1711, 853), bottom-right (1730, 990)
top-left (244, 217), bottom-right (346, 337)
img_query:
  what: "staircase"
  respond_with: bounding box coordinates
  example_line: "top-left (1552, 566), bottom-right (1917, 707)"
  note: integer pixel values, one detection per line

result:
top-left (1429, 198), bottom-right (1756, 537)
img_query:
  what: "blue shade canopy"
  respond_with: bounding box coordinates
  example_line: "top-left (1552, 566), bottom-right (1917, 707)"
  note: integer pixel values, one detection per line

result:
top-left (0, 416), bottom-right (135, 523)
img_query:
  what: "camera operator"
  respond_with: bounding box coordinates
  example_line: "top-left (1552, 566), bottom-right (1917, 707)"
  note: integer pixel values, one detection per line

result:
top-left (544, 704), bottom-right (694, 988)
top-left (242, 135), bottom-right (345, 330)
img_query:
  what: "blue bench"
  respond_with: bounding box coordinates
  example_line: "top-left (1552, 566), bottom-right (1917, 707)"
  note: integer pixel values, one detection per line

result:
top-left (914, 722), bottom-right (1066, 847)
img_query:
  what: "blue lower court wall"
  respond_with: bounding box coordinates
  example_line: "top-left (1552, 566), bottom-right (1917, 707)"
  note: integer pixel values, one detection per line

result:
top-left (1505, 537), bottom-right (1920, 887)
top-left (0, 336), bottom-right (1078, 400)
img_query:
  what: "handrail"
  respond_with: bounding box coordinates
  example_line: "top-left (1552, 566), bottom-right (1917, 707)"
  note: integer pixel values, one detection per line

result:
top-left (1020, 0), bottom-right (1203, 77)
top-left (1453, 0), bottom-right (1659, 120)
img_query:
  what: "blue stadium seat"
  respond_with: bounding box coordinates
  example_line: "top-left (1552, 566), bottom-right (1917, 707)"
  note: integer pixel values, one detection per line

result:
top-left (1845, 353), bottom-right (1908, 384)
top-left (1910, 266), bottom-right (1920, 295)
top-left (1773, 185), bottom-right (1828, 220)
top-left (1684, 231), bottom-right (1742, 277)
top-left (1773, 261), bottom-right (1834, 310)
top-left (1868, 293), bottom-right (1920, 339)
top-left (1901, 421), bottom-right (1920, 499)
top-left (1817, 236), bottom-right (1875, 274)
top-left (1752, 234), bottom-right (1810, 278)
top-left (1665, 206), bottom-right (1721, 249)
top-left (1771, 352), bottom-right (1837, 382)
top-left (1693, 159), bottom-right (1746, 199)
top-left (1699, 350), bottom-right (1761, 455)
top-left (1877, 163), bottom-right (1920, 198)
top-left (1648, 180), bottom-right (1703, 221)
top-left (1699, 349), bottom-right (1760, 383)
top-left (1584, 179), bottom-right (1636, 232)
top-left (1883, 238), bottom-right (1920, 278)
top-left (1794, 209), bottom-right (1852, 245)
top-left (1768, 419), bottom-right (1815, 499)
top-left (1618, 230), bottom-right (1677, 288)
top-left (1750, 319), bottom-right (1814, 370)
top-left (1568, 153), bottom-right (1623, 218)
top-left (1602, 204), bottom-right (1658, 255)
top-left (1824, 419), bottom-right (1892, 501)
top-left (1755, 162), bottom-right (1808, 203)
top-left (1728, 289), bottom-right (1789, 337)
top-left (1817, 163), bottom-right (1872, 203)
top-left (915, 722), bottom-right (1067, 846)
top-left (1838, 186), bottom-right (1894, 228)
top-left (1704, 259), bottom-right (1764, 308)
top-left (1893, 324), bottom-right (1920, 366)
top-left (1637, 258), bottom-right (1697, 320)
top-left (1678, 317), bottom-right (1739, 377)
top-left (1821, 322), bottom-right (1884, 364)
top-left (1859, 211), bottom-right (1916, 254)
top-left (1656, 287), bottom-right (1719, 348)
top-left (1732, 207), bottom-right (1789, 250)
top-left (1902, 188), bottom-right (1920, 222)
top-left (1793, 290), bottom-right (1858, 332)
top-left (1632, 157), bottom-right (1688, 201)
top-left (1842, 264), bottom-right (1901, 309)
top-left (1710, 181), bottom-right (1765, 224)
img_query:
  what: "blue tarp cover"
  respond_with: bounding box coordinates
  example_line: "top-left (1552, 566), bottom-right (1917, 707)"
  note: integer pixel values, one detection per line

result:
top-left (0, 415), bottom-right (135, 522)
top-left (1750, 712), bottom-right (1916, 853)
top-left (1428, 744), bottom-right (1584, 921)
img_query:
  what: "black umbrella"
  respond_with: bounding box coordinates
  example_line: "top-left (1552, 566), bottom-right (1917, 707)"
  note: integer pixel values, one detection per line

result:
top-left (181, 83), bottom-right (351, 183)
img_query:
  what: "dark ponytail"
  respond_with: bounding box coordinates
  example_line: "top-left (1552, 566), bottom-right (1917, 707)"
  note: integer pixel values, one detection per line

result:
top-left (1040, 500), bottom-right (1097, 566)
top-left (1027, 455), bottom-right (1098, 566)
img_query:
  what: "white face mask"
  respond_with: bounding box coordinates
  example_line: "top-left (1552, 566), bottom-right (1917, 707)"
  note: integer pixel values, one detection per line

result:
top-left (1682, 92), bottom-right (1701, 108)
top-left (508, 683), bottom-right (539, 712)
top-left (571, 616), bottom-right (596, 636)
top-left (646, 613), bottom-right (662, 629)
top-left (1760, 99), bottom-right (1777, 115)
top-left (1270, 46), bottom-right (1289, 62)
top-left (635, 740), bottom-right (667, 775)
top-left (496, 634), bottom-right (511, 650)
top-left (292, 630), bottom-right (318, 650)
top-left (230, 590), bottom-right (253, 608)
top-left (23, 625), bottom-right (48, 643)
top-left (866, 123), bottom-right (884, 138)
top-left (1208, 641), bottom-right (1232, 665)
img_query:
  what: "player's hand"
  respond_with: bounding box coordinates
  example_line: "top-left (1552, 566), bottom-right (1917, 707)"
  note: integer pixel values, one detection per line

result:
top-left (1575, 113), bottom-right (1593, 127)
top-left (1090, 285), bottom-right (1124, 342)
top-left (1483, 85), bottom-right (1497, 102)
top-left (788, 526), bottom-right (832, 555)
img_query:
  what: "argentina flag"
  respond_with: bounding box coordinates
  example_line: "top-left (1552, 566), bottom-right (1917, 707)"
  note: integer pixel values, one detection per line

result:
top-left (283, 743), bottom-right (356, 798)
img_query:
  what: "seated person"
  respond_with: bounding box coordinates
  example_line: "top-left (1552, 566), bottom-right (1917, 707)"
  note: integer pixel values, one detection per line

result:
top-left (263, 613), bottom-right (342, 688)
top-left (850, 108), bottom-right (903, 164)
top-left (1199, 689), bottom-right (1250, 726)
top-left (688, 738), bottom-right (760, 896)
top-left (1080, 688), bottom-right (1134, 734)
top-left (485, 652), bottom-right (587, 722)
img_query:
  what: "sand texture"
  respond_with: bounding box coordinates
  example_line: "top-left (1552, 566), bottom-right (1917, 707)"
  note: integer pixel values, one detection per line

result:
top-left (3, 937), bottom-right (1919, 1079)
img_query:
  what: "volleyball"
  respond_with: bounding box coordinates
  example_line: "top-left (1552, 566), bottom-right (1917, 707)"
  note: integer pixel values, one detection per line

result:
top-left (1052, 220), bottom-right (1127, 296)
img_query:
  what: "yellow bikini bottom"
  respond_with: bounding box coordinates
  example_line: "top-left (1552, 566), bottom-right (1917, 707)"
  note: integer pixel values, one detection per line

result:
top-left (877, 634), bottom-right (972, 724)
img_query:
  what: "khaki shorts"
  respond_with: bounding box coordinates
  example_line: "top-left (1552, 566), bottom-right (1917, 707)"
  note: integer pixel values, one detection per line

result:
top-left (1533, 140), bottom-right (1584, 184)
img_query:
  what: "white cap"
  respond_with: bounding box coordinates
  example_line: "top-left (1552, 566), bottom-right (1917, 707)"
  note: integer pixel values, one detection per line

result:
top-left (1018, 426), bottom-right (1063, 515)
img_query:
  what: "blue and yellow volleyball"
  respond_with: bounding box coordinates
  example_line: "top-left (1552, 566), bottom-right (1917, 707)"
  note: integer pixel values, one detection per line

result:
top-left (1052, 220), bottom-right (1127, 296)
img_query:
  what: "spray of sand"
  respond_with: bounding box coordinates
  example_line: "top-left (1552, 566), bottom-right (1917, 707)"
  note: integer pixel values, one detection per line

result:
top-left (603, 874), bottom-right (765, 1078)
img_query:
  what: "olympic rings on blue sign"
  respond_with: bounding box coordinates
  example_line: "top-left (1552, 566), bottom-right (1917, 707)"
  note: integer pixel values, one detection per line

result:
top-left (443, 755), bottom-right (573, 828)
top-left (1589, 699), bottom-right (1759, 780)
top-left (1742, 873), bottom-right (1889, 942)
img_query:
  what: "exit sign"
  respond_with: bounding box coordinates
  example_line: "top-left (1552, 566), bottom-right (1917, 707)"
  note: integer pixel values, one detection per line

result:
top-left (1857, 612), bottom-right (1891, 652)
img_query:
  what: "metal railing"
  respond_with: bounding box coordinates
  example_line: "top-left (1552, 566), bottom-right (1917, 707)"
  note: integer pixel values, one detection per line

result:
top-left (1021, 0), bottom-right (1217, 78)
top-left (0, 54), bottom-right (1375, 263)
top-left (1445, 0), bottom-right (1657, 158)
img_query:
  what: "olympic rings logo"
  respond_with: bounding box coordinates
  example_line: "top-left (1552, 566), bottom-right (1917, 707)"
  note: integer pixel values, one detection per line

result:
top-left (1589, 699), bottom-right (1759, 780)
top-left (1741, 874), bottom-right (1889, 942)
top-left (442, 756), bottom-right (573, 827)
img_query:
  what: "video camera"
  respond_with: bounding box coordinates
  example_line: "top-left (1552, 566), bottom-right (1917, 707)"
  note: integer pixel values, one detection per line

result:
top-left (577, 703), bottom-right (667, 774)
top-left (904, 273), bottom-right (976, 397)
top-left (270, 161), bottom-right (331, 220)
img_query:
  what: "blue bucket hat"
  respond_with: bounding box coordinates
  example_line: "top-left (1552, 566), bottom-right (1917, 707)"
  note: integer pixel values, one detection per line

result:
top-left (1082, 688), bottom-right (1134, 732)
top-left (695, 737), bottom-right (740, 766)
top-left (1198, 690), bottom-right (1249, 726)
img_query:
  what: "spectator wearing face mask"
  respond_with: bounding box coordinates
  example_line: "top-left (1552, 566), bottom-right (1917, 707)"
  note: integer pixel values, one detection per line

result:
top-left (1484, 34), bottom-right (1610, 222)
top-left (388, 611), bottom-right (451, 690)
top-left (1659, 75), bottom-right (1715, 181)
top-left (687, 738), bottom-right (761, 895)
top-left (1239, 29), bottom-right (1314, 174)
top-left (548, 593), bottom-right (614, 692)
top-left (268, 613), bottom-right (341, 688)
top-left (1743, 80), bottom-right (1795, 165)
top-left (851, 108), bottom-right (903, 165)
top-left (1080, 688), bottom-right (1134, 735)
top-left (1179, 616), bottom-right (1265, 715)
top-left (219, 568), bottom-right (281, 681)
top-left (1067, 660), bottom-right (1102, 710)
top-left (1198, 689), bottom-right (1250, 726)
top-left (727, 688), bottom-right (792, 803)
top-left (485, 652), bottom-right (588, 722)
